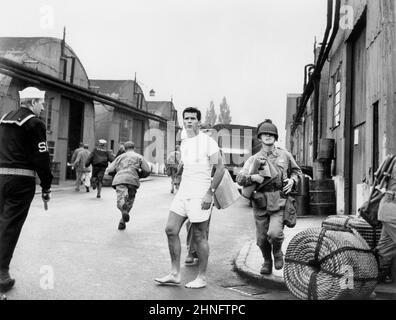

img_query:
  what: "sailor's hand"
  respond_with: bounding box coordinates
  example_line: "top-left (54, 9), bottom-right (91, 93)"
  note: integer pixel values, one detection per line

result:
top-left (201, 192), bottom-right (213, 210)
top-left (42, 189), bottom-right (51, 202)
top-left (251, 174), bottom-right (264, 184)
top-left (283, 179), bottom-right (294, 194)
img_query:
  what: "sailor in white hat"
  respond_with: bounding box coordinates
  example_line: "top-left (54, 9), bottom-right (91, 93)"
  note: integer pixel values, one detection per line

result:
top-left (0, 86), bottom-right (52, 293)
top-left (19, 86), bottom-right (46, 117)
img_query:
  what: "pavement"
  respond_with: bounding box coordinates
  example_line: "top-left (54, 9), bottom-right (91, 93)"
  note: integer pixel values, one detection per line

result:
top-left (33, 177), bottom-right (396, 300)
top-left (233, 215), bottom-right (396, 300)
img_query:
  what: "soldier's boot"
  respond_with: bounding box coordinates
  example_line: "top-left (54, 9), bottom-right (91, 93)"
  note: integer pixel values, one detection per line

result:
top-left (118, 219), bottom-right (126, 231)
top-left (259, 241), bottom-right (273, 275)
top-left (97, 183), bottom-right (102, 198)
top-left (273, 242), bottom-right (284, 270)
top-left (377, 256), bottom-right (394, 284)
top-left (0, 270), bottom-right (15, 293)
top-left (91, 179), bottom-right (97, 190)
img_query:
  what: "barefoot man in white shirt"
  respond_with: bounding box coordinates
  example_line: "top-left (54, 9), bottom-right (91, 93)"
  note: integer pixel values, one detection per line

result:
top-left (155, 107), bottom-right (224, 289)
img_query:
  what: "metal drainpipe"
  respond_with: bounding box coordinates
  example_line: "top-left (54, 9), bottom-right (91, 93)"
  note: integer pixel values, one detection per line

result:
top-left (315, 0), bottom-right (334, 72)
top-left (292, 0), bottom-right (333, 135)
top-left (313, 74), bottom-right (321, 161)
top-left (312, 0), bottom-right (341, 163)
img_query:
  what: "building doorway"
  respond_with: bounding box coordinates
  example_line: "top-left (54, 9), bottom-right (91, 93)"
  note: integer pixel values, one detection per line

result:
top-left (346, 22), bottom-right (367, 215)
top-left (132, 119), bottom-right (143, 155)
top-left (66, 98), bottom-right (84, 179)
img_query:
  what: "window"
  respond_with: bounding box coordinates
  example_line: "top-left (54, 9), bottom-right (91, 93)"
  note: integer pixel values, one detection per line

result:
top-left (136, 93), bottom-right (143, 109)
top-left (332, 70), bottom-right (341, 128)
top-left (119, 118), bottom-right (132, 142)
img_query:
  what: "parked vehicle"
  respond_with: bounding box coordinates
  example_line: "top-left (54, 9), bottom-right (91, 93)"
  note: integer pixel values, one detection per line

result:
top-left (209, 124), bottom-right (261, 181)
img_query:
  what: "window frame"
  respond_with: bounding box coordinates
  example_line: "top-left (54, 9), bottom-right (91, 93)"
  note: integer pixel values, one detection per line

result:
top-left (332, 68), bottom-right (342, 130)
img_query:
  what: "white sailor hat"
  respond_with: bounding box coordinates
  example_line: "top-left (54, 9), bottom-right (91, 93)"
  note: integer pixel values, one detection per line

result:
top-left (98, 139), bottom-right (107, 145)
top-left (19, 87), bottom-right (46, 99)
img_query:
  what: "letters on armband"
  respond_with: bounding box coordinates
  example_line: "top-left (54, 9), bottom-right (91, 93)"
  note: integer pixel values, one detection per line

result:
top-left (38, 141), bottom-right (48, 153)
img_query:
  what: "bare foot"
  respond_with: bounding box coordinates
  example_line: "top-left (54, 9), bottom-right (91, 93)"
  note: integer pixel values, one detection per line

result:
top-left (154, 274), bottom-right (181, 286)
top-left (185, 278), bottom-right (207, 289)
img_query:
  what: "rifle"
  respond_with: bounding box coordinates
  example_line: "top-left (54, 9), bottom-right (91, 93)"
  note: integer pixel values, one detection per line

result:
top-left (359, 154), bottom-right (396, 228)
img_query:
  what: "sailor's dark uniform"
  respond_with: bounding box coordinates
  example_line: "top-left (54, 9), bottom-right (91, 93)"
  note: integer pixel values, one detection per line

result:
top-left (0, 107), bottom-right (53, 272)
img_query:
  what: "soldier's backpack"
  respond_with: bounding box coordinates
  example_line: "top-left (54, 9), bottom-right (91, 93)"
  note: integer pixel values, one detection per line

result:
top-left (359, 154), bottom-right (396, 228)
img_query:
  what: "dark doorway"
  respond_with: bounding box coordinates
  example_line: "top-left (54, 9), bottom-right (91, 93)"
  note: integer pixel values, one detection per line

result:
top-left (66, 99), bottom-right (84, 179)
top-left (132, 119), bottom-right (143, 155)
top-left (372, 101), bottom-right (379, 183)
top-left (345, 19), bottom-right (367, 215)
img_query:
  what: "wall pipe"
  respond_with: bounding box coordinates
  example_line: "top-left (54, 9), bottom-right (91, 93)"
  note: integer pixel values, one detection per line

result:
top-left (312, 0), bottom-right (341, 161)
top-left (292, 0), bottom-right (334, 135)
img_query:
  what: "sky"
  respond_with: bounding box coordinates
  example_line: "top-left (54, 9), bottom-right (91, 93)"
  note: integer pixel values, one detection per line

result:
top-left (0, 0), bottom-right (327, 146)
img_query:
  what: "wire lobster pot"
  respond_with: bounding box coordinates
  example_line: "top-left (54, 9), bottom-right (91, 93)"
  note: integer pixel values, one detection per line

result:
top-left (322, 215), bottom-right (382, 249)
top-left (284, 228), bottom-right (378, 300)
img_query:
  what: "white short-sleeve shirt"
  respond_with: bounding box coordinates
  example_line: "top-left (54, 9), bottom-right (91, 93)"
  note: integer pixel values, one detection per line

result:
top-left (176, 131), bottom-right (220, 199)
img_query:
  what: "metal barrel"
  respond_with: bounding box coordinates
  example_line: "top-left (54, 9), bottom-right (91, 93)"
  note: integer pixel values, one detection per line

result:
top-left (309, 179), bottom-right (336, 216)
top-left (295, 174), bottom-right (310, 216)
top-left (318, 138), bottom-right (335, 160)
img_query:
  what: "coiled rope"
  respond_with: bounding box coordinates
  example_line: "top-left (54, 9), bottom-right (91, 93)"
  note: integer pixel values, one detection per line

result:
top-left (284, 227), bottom-right (378, 300)
top-left (322, 215), bottom-right (382, 249)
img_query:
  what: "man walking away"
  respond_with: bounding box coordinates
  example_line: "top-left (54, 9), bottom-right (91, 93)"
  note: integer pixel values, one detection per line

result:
top-left (70, 142), bottom-right (84, 181)
top-left (0, 87), bottom-right (53, 293)
top-left (85, 139), bottom-right (114, 198)
top-left (105, 141), bottom-right (151, 230)
top-left (71, 142), bottom-right (84, 166)
top-left (73, 144), bottom-right (92, 192)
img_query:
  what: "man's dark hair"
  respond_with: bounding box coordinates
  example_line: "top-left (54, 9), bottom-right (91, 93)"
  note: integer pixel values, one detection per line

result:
top-left (183, 107), bottom-right (201, 121)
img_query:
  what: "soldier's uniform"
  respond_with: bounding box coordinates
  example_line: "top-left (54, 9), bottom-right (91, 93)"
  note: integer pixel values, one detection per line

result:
top-left (0, 95), bottom-right (53, 292)
top-left (237, 120), bottom-right (301, 275)
top-left (85, 139), bottom-right (114, 198)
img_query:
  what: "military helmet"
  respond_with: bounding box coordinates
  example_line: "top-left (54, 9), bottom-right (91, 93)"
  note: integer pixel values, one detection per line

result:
top-left (257, 119), bottom-right (278, 140)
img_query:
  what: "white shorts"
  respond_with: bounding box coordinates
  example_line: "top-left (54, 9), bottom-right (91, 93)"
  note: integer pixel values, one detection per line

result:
top-left (170, 197), bottom-right (211, 223)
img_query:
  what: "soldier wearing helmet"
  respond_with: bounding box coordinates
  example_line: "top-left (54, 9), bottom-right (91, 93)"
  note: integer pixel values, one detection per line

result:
top-left (85, 139), bottom-right (114, 198)
top-left (105, 141), bottom-right (151, 230)
top-left (236, 119), bottom-right (301, 275)
top-left (0, 86), bottom-right (53, 293)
